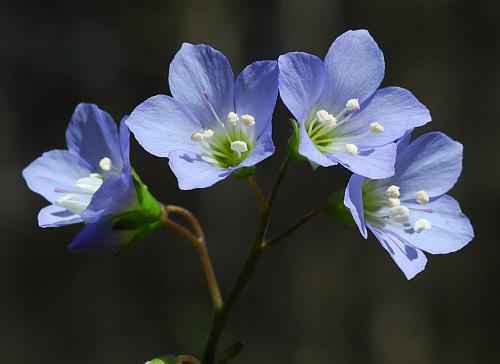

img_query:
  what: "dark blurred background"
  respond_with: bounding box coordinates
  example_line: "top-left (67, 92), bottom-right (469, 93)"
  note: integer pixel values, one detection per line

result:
top-left (1, 0), bottom-right (499, 363)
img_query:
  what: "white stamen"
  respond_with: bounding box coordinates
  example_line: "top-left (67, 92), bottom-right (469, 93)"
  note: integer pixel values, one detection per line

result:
top-left (386, 185), bottom-right (400, 199)
top-left (75, 176), bottom-right (103, 193)
top-left (89, 173), bottom-right (103, 179)
top-left (316, 110), bottom-right (338, 128)
top-left (345, 143), bottom-right (358, 155)
top-left (241, 114), bottom-right (255, 127)
top-left (191, 132), bottom-right (203, 142)
top-left (346, 98), bottom-right (360, 111)
top-left (370, 122), bottom-right (384, 133)
top-left (99, 157), bottom-right (113, 172)
top-left (389, 206), bottom-right (410, 223)
top-left (227, 112), bottom-right (239, 125)
top-left (230, 140), bottom-right (248, 155)
top-left (202, 129), bottom-right (215, 140)
top-left (388, 198), bottom-right (401, 207)
top-left (55, 194), bottom-right (89, 215)
top-left (413, 218), bottom-right (432, 233)
top-left (416, 190), bottom-right (429, 204)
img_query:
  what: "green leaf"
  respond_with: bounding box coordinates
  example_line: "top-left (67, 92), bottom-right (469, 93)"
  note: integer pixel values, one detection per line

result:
top-left (144, 355), bottom-right (181, 364)
top-left (287, 119), bottom-right (308, 162)
top-left (231, 166), bottom-right (255, 179)
top-left (218, 341), bottom-right (244, 364)
top-left (325, 189), bottom-right (356, 226)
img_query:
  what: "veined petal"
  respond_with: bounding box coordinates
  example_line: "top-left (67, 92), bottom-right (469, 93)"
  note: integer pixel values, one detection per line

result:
top-left (298, 124), bottom-right (337, 167)
top-left (168, 150), bottom-right (233, 190)
top-left (321, 29), bottom-right (385, 114)
top-left (22, 150), bottom-right (90, 204)
top-left (237, 127), bottom-right (275, 168)
top-left (38, 204), bottom-right (83, 228)
top-left (278, 52), bottom-right (326, 123)
top-left (368, 223), bottom-right (427, 280)
top-left (335, 87), bottom-right (431, 147)
top-left (119, 116), bottom-right (131, 173)
top-left (344, 174), bottom-right (368, 238)
top-left (66, 103), bottom-right (123, 171)
top-left (235, 60), bottom-right (279, 139)
top-left (385, 195), bottom-right (474, 254)
top-left (169, 43), bottom-right (234, 128)
top-left (331, 142), bottom-right (397, 179)
top-left (126, 94), bottom-right (202, 158)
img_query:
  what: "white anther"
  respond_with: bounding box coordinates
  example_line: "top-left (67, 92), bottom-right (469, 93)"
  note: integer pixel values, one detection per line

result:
top-left (75, 176), bottom-right (103, 193)
top-left (316, 110), bottom-right (337, 128)
top-left (413, 218), bottom-right (432, 233)
top-left (346, 98), bottom-right (360, 111)
top-left (99, 157), bottom-right (113, 172)
top-left (345, 143), bottom-right (358, 155)
top-left (389, 206), bottom-right (410, 223)
top-left (230, 140), bottom-right (248, 155)
top-left (191, 132), bottom-right (204, 142)
top-left (202, 129), bottom-right (215, 140)
top-left (370, 122), bottom-right (384, 133)
top-left (416, 190), bottom-right (429, 205)
top-left (388, 198), bottom-right (401, 207)
top-left (55, 194), bottom-right (89, 215)
top-left (89, 173), bottom-right (103, 179)
top-left (386, 185), bottom-right (400, 199)
top-left (227, 112), bottom-right (239, 125)
top-left (241, 114), bottom-right (255, 127)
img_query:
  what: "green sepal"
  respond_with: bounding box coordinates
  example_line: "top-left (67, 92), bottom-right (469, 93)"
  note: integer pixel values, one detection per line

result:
top-left (131, 169), bottom-right (162, 221)
top-left (231, 166), bottom-right (255, 179)
top-left (325, 189), bottom-right (356, 227)
top-left (287, 119), bottom-right (308, 162)
top-left (144, 355), bottom-right (181, 364)
top-left (218, 341), bottom-right (244, 364)
top-left (113, 221), bottom-right (161, 257)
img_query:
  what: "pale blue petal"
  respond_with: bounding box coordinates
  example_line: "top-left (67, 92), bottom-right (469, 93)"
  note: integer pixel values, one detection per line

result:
top-left (38, 204), bottom-right (83, 228)
top-left (65, 103), bottom-right (123, 171)
top-left (334, 87), bottom-right (430, 147)
top-left (278, 52), bottom-right (326, 123)
top-left (238, 127), bottom-right (275, 168)
top-left (168, 150), bottom-right (233, 190)
top-left (344, 174), bottom-right (368, 238)
top-left (368, 223), bottom-right (427, 280)
top-left (235, 60), bottom-right (279, 138)
top-left (321, 29), bottom-right (385, 114)
top-left (298, 124), bottom-right (337, 167)
top-left (22, 150), bottom-right (90, 204)
top-left (386, 195), bottom-right (474, 254)
top-left (126, 94), bottom-right (203, 158)
top-left (168, 43), bottom-right (234, 128)
top-left (68, 220), bottom-right (124, 252)
top-left (330, 142), bottom-right (397, 179)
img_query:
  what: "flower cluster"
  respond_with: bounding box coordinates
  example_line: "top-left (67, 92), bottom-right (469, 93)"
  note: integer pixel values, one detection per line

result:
top-left (23, 29), bottom-right (473, 280)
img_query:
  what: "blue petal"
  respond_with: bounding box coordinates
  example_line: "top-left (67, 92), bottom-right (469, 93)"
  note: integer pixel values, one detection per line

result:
top-left (235, 60), bottom-right (279, 139)
top-left (119, 116), bottom-right (131, 172)
top-left (81, 173), bottom-right (137, 223)
top-left (344, 174), bottom-right (368, 238)
top-left (320, 29), bottom-right (385, 114)
top-left (331, 142), bottom-right (397, 179)
top-left (66, 103), bottom-right (123, 171)
top-left (68, 220), bottom-right (124, 252)
top-left (396, 129), bottom-right (413, 153)
top-left (22, 149), bottom-right (90, 204)
top-left (385, 195), bottom-right (474, 254)
top-left (390, 132), bottom-right (463, 199)
top-left (168, 43), bottom-right (234, 128)
top-left (278, 52), bottom-right (326, 123)
top-left (298, 124), bottom-right (337, 167)
top-left (168, 150), bottom-right (233, 190)
top-left (238, 127), bottom-right (275, 168)
top-left (334, 87), bottom-right (431, 147)
top-left (38, 204), bottom-right (83, 228)
top-left (368, 223), bottom-right (427, 280)
top-left (126, 94), bottom-right (202, 158)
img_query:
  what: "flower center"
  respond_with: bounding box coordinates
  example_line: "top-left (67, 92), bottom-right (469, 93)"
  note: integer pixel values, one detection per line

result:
top-left (54, 157), bottom-right (114, 215)
top-left (305, 98), bottom-right (384, 156)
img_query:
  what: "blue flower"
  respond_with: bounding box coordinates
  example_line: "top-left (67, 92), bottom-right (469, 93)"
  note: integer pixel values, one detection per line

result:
top-left (278, 29), bottom-right (431, 178)
top-left (126, 43), bottom-right (279, 190)
top-left (344, 131), bottom-right (474, 279)
top-left (22, 103), bottom-right (149, 252)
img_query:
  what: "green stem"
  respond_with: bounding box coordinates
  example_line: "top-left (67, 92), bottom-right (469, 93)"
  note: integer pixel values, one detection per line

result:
top-left (202, 157), bottom-right (292, 364)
